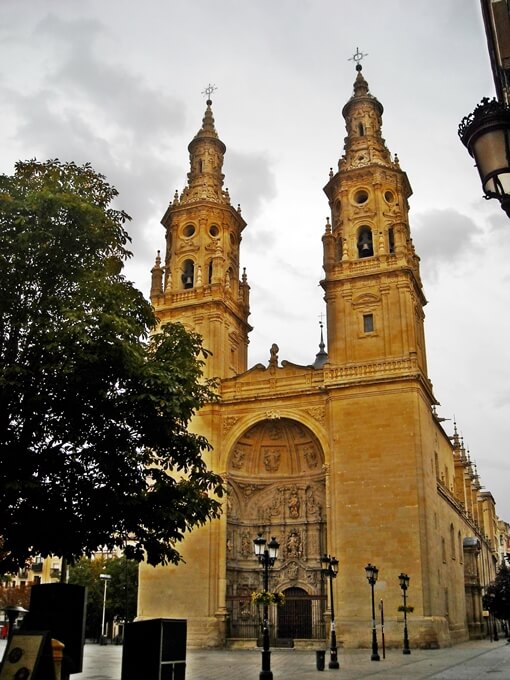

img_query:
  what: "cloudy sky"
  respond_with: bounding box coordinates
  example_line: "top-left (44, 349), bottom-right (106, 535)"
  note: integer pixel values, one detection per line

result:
top-left (2, 1), bottom-right (510, 521)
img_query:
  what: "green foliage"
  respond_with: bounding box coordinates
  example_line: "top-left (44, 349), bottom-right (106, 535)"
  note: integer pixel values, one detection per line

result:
top-left (0, 159), bottom-right (223, 572)
top-left (251, 590), bottom-right (286, 607)
top-left (485, 562), bottom-right (510, 621)
top-left (68, 556), bottom-right (138, 639)
top-left (0, 583), bottom-right (31, 610)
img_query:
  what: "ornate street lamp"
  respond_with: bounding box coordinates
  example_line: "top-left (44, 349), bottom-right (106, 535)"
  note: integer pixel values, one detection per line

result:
top-left (459, 97), bottom-right (510, 217)
top-left (398, 573), bottom-right (411, 655)
top-left (253, 533), bottom-right (280, 680)
top-left (321, 554), bottom-right (340, 669)
top-left (365, 563), bottom-right (380, 661)
top-left (99, 573), bottom-right (112, 644)
top-left (2, 605), bottom-right (28, 647)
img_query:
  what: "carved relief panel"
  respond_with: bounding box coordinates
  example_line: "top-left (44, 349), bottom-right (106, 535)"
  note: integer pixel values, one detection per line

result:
top-left (226, 418), bottom-right (326, 601)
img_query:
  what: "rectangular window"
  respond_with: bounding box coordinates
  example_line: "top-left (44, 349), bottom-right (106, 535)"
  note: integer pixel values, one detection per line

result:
top-left (363, 313), bottom-right (374, 333)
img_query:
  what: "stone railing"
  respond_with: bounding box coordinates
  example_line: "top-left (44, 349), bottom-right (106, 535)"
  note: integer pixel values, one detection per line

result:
top-left (324, 356), bottom-right (419, 383)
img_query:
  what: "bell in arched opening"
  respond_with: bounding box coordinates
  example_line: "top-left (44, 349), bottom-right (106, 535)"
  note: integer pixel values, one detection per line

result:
top-left (357, 227), bottom-right (374, 258)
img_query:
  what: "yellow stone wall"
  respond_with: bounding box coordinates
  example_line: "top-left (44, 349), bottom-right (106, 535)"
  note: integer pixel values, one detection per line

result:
top-left (138, 364), bottom-right (497, 648)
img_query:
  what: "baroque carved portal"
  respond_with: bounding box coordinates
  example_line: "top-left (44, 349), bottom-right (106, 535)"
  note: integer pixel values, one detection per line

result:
top-left (226, 418), bottom-right (326, 640)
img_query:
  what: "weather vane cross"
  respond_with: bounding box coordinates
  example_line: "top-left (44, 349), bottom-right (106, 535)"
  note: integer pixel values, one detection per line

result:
top-left (202, 83), bottom-right (217, 101)
top-left (349, 47), bottom-right (368, 66)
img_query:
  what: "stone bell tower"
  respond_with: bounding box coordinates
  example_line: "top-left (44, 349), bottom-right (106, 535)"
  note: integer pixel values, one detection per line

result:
top-left (150, 94), bottom-right (251, 379)
top-left (321, 61), bottom-right (428, 381)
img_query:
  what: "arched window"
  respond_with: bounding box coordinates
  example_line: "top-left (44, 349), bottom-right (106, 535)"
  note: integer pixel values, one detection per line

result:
top-left (358, 122), bottom-right (365, 136)
top-left (388, 227), bottom-right (395, 254)
top-left (199, 159), bottom-right (203, 173)
top-left (357, 227), bottom-right (373, 258)
top-left (450, 524), bottom-right (455, 559)
top-left (225, 267), bottom-right (234, 292)
top-left (182, 259), bottom-right (194, 289)
top-left (208, 260), bottom-right (213, 284)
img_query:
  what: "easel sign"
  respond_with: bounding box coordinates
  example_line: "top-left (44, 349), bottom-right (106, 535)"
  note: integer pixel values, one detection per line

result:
top-left (0, 631), bottom-right (55, 680)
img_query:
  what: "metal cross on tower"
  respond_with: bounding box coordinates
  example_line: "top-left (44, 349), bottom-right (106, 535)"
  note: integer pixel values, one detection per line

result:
top-left (202, 83), bottom-right (217, 102)
top-left (349, 47), bottom-right (368, 67)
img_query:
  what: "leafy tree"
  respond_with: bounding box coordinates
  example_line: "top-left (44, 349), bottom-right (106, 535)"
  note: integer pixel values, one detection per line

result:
top-left (104, 556), bottom-right (138, 622)
top-left (0, 159), bottom-right (223, 572)
top-left (68, 556), bottom-right (138, 639)
top-left (485, 562), bottom-right (510, 623)
top-left (0, 583), bottom-right (31, 611)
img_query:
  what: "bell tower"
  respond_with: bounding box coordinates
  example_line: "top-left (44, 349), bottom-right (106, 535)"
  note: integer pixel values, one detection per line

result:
top-left (150, 95), bottom-right (251, 379)
top-left (322, 62), bottom-right (428, 380)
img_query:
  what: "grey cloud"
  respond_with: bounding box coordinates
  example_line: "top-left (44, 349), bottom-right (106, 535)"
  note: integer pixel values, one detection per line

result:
top-left (33, 14), bottom-right (185, 143)
top-left (223, 149), bottom-right (277, 225)
top-left (486, 208), bottom-right (510, 233)
top-left (492, 390), bottom-right (510, 409)
top-left (0, 12), bottom-right (188, 296)
top-left (412, 208), bottom-right (484, 282)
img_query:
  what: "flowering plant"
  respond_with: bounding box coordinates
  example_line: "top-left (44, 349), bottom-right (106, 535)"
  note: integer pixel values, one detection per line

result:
top-left (251, 590), bottom-right (286, 607)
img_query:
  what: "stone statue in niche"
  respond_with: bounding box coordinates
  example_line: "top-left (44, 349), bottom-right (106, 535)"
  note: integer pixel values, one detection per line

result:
top-left (286, 530), bottom-right (302, 558)
top-left (263, 488), bottom-right (283, 519)
top-left (240, 532), bottom-right (252, 558)
top-left (231, 447), bottom-right (246, 470)
top-left (268, 422), bottom-right (282, 440)
top-left (226, 537), bottom-right (232, 553)
top-left (264, 449), bottom-right (280, 472)
top-left (288, 487), bottom-right (300, 519)
top-left (286, 562), bottom-right (299, 581)
top-left (304, 446), bottom-right (318, 469)
top-left (305, 486), bottom-right (320, 517)
top-left (306, 571), bottom-right (318, 587)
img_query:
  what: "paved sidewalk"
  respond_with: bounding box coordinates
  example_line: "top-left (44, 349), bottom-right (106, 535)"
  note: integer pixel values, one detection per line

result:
top-left (2, 638), bottom-right (510, 679)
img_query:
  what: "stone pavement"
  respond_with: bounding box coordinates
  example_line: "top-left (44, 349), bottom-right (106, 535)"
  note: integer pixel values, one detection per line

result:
top-left (2, 638), bottom-right (510, 679)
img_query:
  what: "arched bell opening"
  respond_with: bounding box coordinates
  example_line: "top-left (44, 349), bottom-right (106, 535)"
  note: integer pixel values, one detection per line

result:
top-left (181, 259), bottom-right (195, 289)
top-left (225, 417), bottom-right (327, 643)
top-left (357, 226), bottom-right (374, 258)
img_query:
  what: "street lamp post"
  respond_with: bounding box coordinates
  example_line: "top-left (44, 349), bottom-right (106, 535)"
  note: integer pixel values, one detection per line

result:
top-left (253, 533), bottom-right (280, 680)
top-left (398, 573), bottom-right (411, 655)
top-left (365, 563), bottom-right (380, 661)
top-left (99, 573), bottom-right (112, 644)
top-left (320, 554), bottom-right (340, 669)
top-left (489, 592), bottom-right (499, 641)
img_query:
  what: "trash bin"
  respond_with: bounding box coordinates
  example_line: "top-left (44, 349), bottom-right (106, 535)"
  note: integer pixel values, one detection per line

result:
top-left (316, 649), bottom-right (326, 671)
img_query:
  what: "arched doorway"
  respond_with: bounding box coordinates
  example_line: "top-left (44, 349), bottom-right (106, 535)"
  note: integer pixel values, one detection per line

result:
top-left (225, 418), bottom-right (327, 642)
top-left (278, 587), bottom-right (312, 640)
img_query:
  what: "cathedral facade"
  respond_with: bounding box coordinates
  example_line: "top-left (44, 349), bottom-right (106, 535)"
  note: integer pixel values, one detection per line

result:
top-left (138, 65), bottom-right (499, 649)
